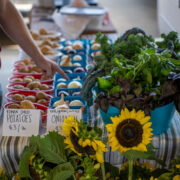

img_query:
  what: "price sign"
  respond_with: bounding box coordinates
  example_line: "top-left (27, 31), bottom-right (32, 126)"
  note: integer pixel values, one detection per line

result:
top-left (47, 109), bottom-right (82, 134)
top-left (2, 109), bottom-right (40, 137)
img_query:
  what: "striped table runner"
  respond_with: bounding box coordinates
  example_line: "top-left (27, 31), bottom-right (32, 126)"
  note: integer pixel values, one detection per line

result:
top-left (1, 107), bottom-right (180, 174)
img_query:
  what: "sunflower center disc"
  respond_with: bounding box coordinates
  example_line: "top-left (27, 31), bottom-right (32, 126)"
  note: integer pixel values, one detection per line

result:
top-left (115, 119), bottom-right (143, 148)
top-left (122, 126), bottom-right (135, 139)
top-left (70, 130), bottom-right (96, 155)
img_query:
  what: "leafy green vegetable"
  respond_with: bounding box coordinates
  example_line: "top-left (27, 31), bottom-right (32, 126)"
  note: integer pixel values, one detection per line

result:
top-left (19, 135), bottom-right (40, 178)
top-left (97, 77), bottom-right (112, 89)
top-left (79, 156), bottom-right (98, 180)
top-left (39, 131), bottom-right (67, 164)
top-left (157, 31), bottom-right (180, 54)
top-left (47, 162), bottom-right (75, 180)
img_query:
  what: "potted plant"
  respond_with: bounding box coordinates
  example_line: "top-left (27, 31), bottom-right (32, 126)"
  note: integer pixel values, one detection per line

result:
top-left (81, 28), bottom-right (180, 135)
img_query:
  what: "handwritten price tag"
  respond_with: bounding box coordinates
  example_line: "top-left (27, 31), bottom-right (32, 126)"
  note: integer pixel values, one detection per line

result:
top-left (2, 109), bottom-right (40, 137)
top-left (47, 109), bottom-right (82, 134)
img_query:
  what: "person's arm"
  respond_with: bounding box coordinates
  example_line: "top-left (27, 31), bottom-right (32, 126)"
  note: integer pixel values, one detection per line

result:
top-left (0, 0), bottom-right (68, 79)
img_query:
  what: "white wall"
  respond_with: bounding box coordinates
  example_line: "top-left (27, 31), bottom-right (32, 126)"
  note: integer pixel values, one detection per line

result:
top-left (157, 0), bottom-right (180, 34)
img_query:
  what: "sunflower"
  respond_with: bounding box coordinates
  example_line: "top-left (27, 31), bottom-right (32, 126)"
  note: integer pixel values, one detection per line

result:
top-left (106, 108), bottom-right (153, 153)
top-left (62, 116), bottom-right (108, 163)
top-left (173, 175), bottom-right (180, 180)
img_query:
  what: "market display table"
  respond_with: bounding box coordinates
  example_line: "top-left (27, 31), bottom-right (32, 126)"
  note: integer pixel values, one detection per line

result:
top-left (0, 30), bottom-right (179, 174)
top-left (0, 107), bottom-right (180, 174)
top-left (29, 6), bottom-right (117, 35)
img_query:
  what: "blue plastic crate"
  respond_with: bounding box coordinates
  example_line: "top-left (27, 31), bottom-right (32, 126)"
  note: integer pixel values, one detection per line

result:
top-left (59, 65), bottom-right (86, 72)
top-left (55, 88), bottom-right (82, 97)
top-left (54, 79), bottom-right (83, 88)
top-left (54, 79), bottom-right (83, 95)
top-left (58, 54), bottom-right (88, 65)
top-left (61, 39), bottom-right (89, 54)
top-left (49, 96), bottom-right (88, 121)
top-left (57, 57), bottom-right (87, 69)
top-left (54, 73), bottom-right (86, 87)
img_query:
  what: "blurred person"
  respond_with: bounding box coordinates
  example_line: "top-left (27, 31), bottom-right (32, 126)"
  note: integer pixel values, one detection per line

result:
top-left (0, 0), bottom-right (68, 79)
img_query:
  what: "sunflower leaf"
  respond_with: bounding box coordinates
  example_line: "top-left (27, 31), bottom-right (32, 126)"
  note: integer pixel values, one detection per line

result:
top-left (39, 131), bottom-right (67, 164)
top-left (151, 168), bottom-right (170, 178)
top-left (19, 135), bottom-right (40, 178)
top-left (19, 150), bottom-right (33, 178)
top-left (123, 147), bottom-right (164, 166)
top-left (104, 162), bottom-right (120, 178)
top-left (47, 162), bottom-right (75, 180)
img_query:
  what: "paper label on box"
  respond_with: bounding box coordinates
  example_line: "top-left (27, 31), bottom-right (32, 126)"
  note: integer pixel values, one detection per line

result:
top-left (47, 109), bottom-right (82, 134)
top-left (2, 109), bottom-right (40, 137)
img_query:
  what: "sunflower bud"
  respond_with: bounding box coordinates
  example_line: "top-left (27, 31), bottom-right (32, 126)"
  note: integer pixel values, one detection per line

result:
top-left (94, 163), bottom-right (100, 169)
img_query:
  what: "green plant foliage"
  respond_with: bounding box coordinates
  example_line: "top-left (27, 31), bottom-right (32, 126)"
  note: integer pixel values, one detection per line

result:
top-left (157, 31), bottom-right (180, 54)
top-left (19, 135), bottom-right (40, 178)
top-left (47, 162), bottom-right (75, 180)
top-left (79, 156), bottom-right (98, 180)
top-left (39, 131), bottom-right (67, 164)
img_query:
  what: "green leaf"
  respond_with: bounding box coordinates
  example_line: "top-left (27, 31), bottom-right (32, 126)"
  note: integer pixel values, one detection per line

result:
top-left (104, 162), bottom-right (120, 178)
top-left (39, 131), bottom-right (67, 164)
top-left (170, 59), bottom-right (180, 66)
top-left (161, 69), bottom-right (170, 76)
top-left (145, 48), bottom-right (155, 54)
top-left (97, 77), bottom-right (112, 90)
top-left (29, 135), bottom-right (40, 150)
top-left (19, 151), bottom-right (32, 178)
top-left (151, 168), bottom-right (170, 178)
top-left (114, 58), bottom-right (122, 68)
top-left (143, 68), bottom-right (152, 84)
top-left (19, 135), bottom-right (40, 178)
top-left (47, 162), bottom-right (74, 180)
top-left (158, 172), bottom-right (173, 180)
top-left (123, 147), bottom-right (164, 166)
top-left (109, 85), bottom-right (121, 94)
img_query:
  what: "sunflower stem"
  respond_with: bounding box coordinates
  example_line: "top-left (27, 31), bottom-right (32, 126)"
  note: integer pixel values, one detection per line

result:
top-left (101, 163), bottom-right (106, 180)
top-left (128, 159), bottom-right (133, 180)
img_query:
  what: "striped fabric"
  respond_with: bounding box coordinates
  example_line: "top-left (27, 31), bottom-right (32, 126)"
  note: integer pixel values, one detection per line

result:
top-left (0, 136), bottom-right (29, 174)
top-left (0, 99), bottom-right (180, 174)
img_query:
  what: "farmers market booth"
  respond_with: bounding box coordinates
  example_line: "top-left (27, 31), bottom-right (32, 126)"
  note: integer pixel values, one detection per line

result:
top-left (0, 1), bottom-right (180, 179)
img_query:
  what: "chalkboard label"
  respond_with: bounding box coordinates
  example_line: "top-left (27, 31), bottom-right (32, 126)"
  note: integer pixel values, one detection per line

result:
top-left (47, 109), bottom-right (82, 134)
top-left (2, 109), bottom-right (40, 137)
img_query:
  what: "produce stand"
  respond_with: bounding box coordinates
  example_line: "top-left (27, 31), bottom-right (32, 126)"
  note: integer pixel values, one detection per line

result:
top-left (0, 4), bottom-right (180, 179)
top-left (0, 32), bottom-right (180, 176)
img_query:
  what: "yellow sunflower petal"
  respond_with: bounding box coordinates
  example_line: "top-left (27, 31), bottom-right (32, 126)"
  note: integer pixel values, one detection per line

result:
top-left (92, 141), bottom-right (98, 151)
top-left (95, 150), bottom-right (104, 163)
top-left (136, 110), bottom-right (145, 121)
top-left (173, 175), bottom-right (180, 180)
top-left (106, 124), bottom-right (113, 132)
top-left (140, 116), bottom-right (151, 124)
top-left (130, 109), bottom-right (136, 119)
top-left (143, 122), bottom-right (152, 129)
